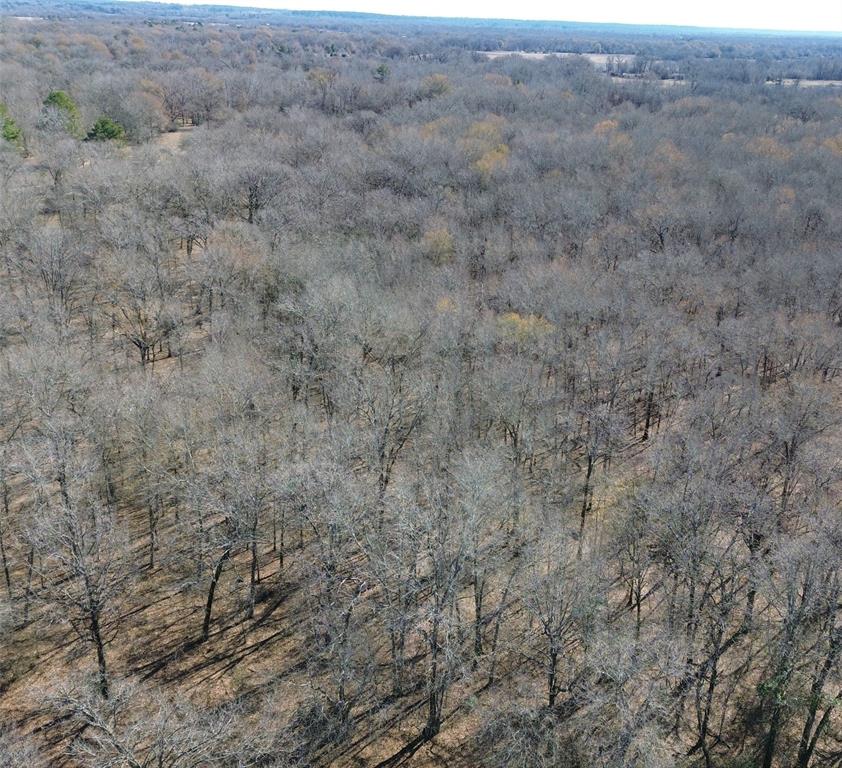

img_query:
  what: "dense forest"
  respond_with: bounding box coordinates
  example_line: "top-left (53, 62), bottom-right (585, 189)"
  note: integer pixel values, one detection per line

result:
top-left (1, 3), bottom-right (842, 766)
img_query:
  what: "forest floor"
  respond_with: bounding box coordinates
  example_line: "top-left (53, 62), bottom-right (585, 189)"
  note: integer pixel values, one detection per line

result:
top-left (0, 508), bottom-right (546, 766)
top-left (154, 123), bottom-right (194, 151)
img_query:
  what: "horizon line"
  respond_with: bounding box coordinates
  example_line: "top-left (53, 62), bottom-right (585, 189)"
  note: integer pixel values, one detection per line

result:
top-left (55, 0), bottom-right (842, 37)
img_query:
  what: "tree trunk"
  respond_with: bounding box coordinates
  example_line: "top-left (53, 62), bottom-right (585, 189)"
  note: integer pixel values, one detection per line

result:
top-left (472, 573), bottom-right (484, 667)
top-left (577, 452), bottom-right (594, 559)
top-left (548, 647), bottom-right (559, 707)
top-left (642, 390), bottom-right (654, 441)
top-left (487, 573), bottom-right (514, 687)
top-left (201, 547), bottom-right (232, 642)
top-left (761, 706), bottom-right (782, 768)
top-left (89, 607), bottom-right (109, 699)
top-left (390, 623), bottom-right (406, 697)
top-left (1, 479), bottom-right (11, 599)
top-left (796, 629), bottom-right (841, 768)
top-left (0, 525), bottom-right (11, 600)
top-left (22, 547), bottom-right (34, 623)
top-left (147, 497), bottom-right (159, 570)
top-left (423, 613), bottom-right (443, 740)
top-left (248, 534), bottom-right (258, 620)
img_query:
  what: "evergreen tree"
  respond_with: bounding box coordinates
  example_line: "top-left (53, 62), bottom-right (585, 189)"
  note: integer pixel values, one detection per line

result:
top-left (86, 117), bottom-right (126, 142)
top-left (0, 104), bottom-right (22, 148)
top-left (43, 90), bottom-right (81, 136)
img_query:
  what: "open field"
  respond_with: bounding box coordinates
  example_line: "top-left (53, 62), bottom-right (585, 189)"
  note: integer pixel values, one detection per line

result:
top-left (772, 77), bottom-right (842, 87)
top-left (481, 51), bottom-right (842, 87)
top-left (481, 50), bottom-right (638, 65)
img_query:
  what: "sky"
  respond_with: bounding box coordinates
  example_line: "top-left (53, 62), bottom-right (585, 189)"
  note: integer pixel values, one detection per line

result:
top-left (161, 0), bottom-right (842, 33)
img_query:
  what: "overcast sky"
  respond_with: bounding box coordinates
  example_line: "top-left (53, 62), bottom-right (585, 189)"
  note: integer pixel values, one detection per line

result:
top-left (163, 0), bottom-right (842, 33)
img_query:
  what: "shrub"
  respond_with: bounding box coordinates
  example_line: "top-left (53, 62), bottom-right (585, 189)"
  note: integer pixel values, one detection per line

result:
top-left (86, 117), bottom-right (127, 142)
